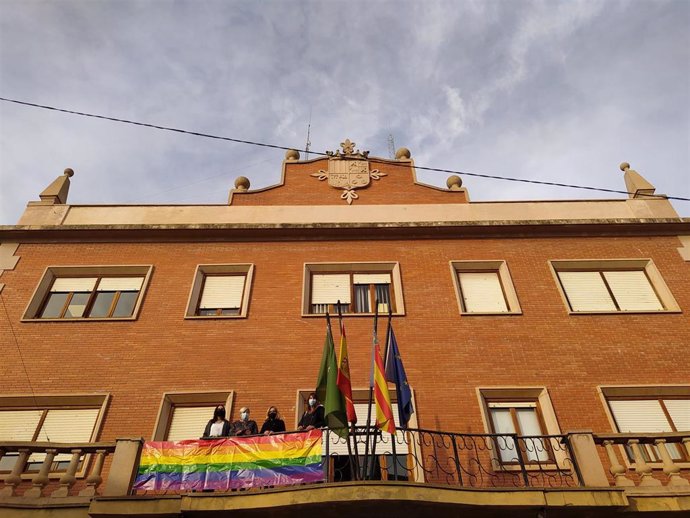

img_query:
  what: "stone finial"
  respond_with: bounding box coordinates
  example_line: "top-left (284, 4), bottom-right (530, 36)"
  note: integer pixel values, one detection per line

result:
top-left (620, 162), bottom-right (656, 199)
top-left (395, 147), bottom-right (411, 160)
top-left (234, 176), bottom-right (250, 191)
top-left (285, 149), bottom-right (300, 161)
top-left (446, 175), bottom-right (463, 191)
top-left (39, 168), bottom-right (74, 204)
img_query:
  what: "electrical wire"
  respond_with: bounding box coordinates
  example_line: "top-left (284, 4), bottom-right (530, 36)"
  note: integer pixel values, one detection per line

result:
top-left (1, 96), bottom-right (688, 202)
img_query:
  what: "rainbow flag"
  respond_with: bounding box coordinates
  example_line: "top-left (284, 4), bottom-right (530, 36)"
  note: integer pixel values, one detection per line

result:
top-left (133, 429), bottom-right (324, 491)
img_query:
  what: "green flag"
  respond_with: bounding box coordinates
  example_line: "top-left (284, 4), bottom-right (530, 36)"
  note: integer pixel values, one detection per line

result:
top-left (315, 317), bottom-right (349, 438)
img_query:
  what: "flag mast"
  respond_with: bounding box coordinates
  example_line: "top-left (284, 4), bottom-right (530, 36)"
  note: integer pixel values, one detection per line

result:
top-left (337, 300), bottom-right (360, 480)
top-left (361, 300), bottom-right (378, 479)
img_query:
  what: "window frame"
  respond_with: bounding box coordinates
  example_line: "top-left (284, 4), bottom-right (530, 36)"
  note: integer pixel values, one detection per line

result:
top-left (302, 262), bottom-right (405, 317)
top-left (151, 391), bottom-right (235, 441)
top-left (549, 259), bottom-right (680, 315)
top-left (450, 261), bottom-right (522, 315)
top-left (0, 393), bottom-right (110, 480)
top-left (184, 264), bottom-right (254, 319)
top-left (22, 265), bottom-right (153, 322)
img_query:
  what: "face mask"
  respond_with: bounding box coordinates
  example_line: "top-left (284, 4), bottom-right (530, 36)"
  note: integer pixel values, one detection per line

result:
top-left (269, 412), bottom-right (277, 419)
top-left (214, 408), bottom-right (226, 420)
top-left (241, 412), bottom-right (249, 421)
top-left (308, 398), bottom-right (316, 407)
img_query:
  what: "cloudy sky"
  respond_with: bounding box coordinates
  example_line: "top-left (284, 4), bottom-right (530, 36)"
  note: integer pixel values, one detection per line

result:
top-left (1, 0), bottom-right (688, 224)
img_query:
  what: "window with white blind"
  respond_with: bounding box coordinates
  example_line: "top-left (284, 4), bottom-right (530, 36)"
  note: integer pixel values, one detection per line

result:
top-left (0, 394), bottom-right (108, 474)
top-left (487, 402), bottom-right (550, 463)
top-left (607, 398), bottom-right (689, 461)
top-left (303, 263), bottom-right (403, 316)
top-left (550, 260), bottom-right (679, 313)
top-left (185, 265), bottom-right (253, 318)
top-left (166, 406), bottom-right (218, 441)
top-left (152, 391), bottom-right (234, 441)
top-left (450, 261), bottom-right (521, 315)
top-left (24, 266), bottom-right (152, 321)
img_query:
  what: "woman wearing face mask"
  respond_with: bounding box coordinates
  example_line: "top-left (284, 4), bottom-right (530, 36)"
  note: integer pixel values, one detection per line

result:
top-left (202, 405), bottom-right (232, 438)
top-left (232, 406), bottom-right (259, 436)
top-left (297, 392), bottom-right (325, 431)
top-left (260, 406), bottom-right (286, 435)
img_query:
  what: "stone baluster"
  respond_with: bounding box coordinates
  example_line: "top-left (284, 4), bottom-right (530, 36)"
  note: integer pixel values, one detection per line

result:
top-left (629, 439), bottom-right (661, 487)
top-left (51, 449), bottom-right (83, 497)
top-left (654, 439), bottom-right (689, 487)
top-left (602, 440), bottom-right (634, 487)
top-left (78, 449), bottom-right (107, 496)
top-left (0, 448), bottom-right (31, 497)
top-left (24, 449), bottom-right (57, 497)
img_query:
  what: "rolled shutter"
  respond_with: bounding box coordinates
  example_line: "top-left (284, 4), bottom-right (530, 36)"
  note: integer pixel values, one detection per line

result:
top-left (199, 276), bottom-right (245, 309)
top-left (353, 274), bottom-right (391, 285)
top-left (33, 408), bottom-right (100, 461)
top-left (458, 272), bottom-right (508, 313)
top-left (664, 399), bottom-right (690, 431)
top-left (51, 278), bottom-right (97, 292)
top-left (312, 274), bottom-right (351, 304)
top-left (557, 271), bottom-right (616, 311)
top-left (0, 410), bottom-right (43, 440)
top-left (97, 277), bottom-right (144, 291)
top-left (608, 400), bottom-right (672, 432)
top-left (167, 406), bottom-right (216, 441)
top-left (602, 271), bottom-right (663, 311)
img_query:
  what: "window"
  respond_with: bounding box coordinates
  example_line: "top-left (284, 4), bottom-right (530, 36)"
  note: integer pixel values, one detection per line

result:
top-left (185, 265), bottom-right (253, 318)
top-left (302, 263), bottom-right (404, 316)
top-left (152, 391), bottom-right (234, 441)
top-left (0, 394), bottom-right (109, 476)
top-left (550, 260), bottom-right (679, 313)
top-left (600, 387), bottom-right (690, 462)
top-left (450, 261), bottom-right (521, 315)
top-left (478, 388), bottom-right (561, 466)
top-left (23, 266), bottom-right (152, 321)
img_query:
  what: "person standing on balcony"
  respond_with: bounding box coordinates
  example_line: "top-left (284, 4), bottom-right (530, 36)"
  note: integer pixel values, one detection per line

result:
top-left (297, 392), bottom-right (325, 431)
top-left (260, 406), bottom-right (287, 435)
top-left (202, 405), bottom-right (232, 438)
top-left (233, 407), bottom-right (259, 436)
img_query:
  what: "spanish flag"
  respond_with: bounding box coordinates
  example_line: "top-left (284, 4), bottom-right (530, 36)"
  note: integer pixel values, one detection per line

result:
top-left (372, 328), bottom-right (395, 434)
top-left (336, 322), bottom-right (357, 424)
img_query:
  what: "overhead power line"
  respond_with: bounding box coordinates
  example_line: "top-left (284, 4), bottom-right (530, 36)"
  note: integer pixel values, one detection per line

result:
top-left (1, 96), bottom-right (688, 202)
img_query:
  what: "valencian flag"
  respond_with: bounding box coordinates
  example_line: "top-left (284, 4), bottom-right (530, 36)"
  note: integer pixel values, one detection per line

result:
top-left (336, 321), bottom-right (357, 424)
top-left (384, 326), bottom-right (414, 428)
top-left (315, 315), bottom-right (349, 438)
top-left (372, 327), bottom-right (395, 434)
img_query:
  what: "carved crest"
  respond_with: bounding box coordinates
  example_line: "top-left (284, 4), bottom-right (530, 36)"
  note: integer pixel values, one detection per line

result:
top-left (310, 139), bottom-right (387, 204)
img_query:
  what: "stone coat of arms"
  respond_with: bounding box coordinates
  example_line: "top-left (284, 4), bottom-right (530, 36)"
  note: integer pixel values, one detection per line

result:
top-left (311, 139), bottom-right (387, 204)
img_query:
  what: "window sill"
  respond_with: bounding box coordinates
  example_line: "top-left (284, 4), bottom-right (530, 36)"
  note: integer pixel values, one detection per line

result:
top-left (184, 315), bottom-right (247, 320)
top-left (302, 312), bottom-right (405, 318)
top-left (565, 310), bottom-right (682, 316)
top-left (460, 311), bottom-right (522, 316)
top-left (21, 316), bottom-right (138, 323)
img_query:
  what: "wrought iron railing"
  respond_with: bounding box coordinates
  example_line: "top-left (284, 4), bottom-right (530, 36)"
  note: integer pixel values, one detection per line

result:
top-left (323, 426), bottom-right (581, 488)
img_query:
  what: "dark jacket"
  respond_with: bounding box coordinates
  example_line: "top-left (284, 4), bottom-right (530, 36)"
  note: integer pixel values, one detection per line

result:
top-left (260, 418), bottom-right (286, 434)
top-left (232, 419), bottom-right (259, 436)
top-left (202, 419), bottom-right (232, 438)
top-left (298, 405), bottom-right (325, 429)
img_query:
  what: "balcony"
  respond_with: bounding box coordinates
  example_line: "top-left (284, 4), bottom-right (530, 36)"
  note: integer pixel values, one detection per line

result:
top-left (1, 429), bottom-right (688, 517)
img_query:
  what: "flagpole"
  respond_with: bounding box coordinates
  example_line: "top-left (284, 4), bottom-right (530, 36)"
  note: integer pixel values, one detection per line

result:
top-left (337, 301), bottom-right (359, 481)
top-left (362, 301), bottom-right (378, 479)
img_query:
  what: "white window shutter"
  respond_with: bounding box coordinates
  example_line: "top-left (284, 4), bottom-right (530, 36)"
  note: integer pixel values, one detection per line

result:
top-left (33, 408), bottom-right (100, 461)
top-left (0, 410), bottom-right (43, 440)
top-left (608, 400), bottom-right (672, 432)
top-left (458, 272), bottom-right (508, 313)
top-left (602, 271), bottom-right (663, 311)
top-left (353, 273), bottom-right (391, 285)
top-left (167, 406), bottom-right (216, 441)
top-left (664, 400), bottom-right (690, 431)
top-left (199, 276), bottom-right (245, 309)
top-left (557, 271), bottom-right (616, 311)
top-left (312, 274), bottom-right (351, 304)
top-left (97, 277), bottom-right (144, 291)
top-left (51, 278), bottom-right (97, 292)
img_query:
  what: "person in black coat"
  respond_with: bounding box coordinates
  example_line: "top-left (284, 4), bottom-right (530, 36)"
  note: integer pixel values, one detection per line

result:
top-left (260, 406), bottom-right (287, 435)
top-left (297, 392), bottom-right (325, 431)
top-left (202, 405), bottom-right (232, 438)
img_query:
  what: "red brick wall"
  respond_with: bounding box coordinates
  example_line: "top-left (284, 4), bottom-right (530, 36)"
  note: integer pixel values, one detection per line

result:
top-left (1, 234), bottom-right (688, 444)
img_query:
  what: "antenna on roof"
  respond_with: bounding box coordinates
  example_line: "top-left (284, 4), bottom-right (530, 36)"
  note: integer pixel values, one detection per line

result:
top-left (304, 107), bottom-right (312, 161)
top-left (387, 133), bottom-right (396, 159)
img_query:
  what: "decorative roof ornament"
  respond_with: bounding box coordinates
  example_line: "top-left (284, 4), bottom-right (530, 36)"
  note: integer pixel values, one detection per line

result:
top-left (311, 139), bottom-right (386, 204)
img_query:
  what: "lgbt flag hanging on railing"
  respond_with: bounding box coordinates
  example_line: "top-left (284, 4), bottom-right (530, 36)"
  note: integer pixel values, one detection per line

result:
top-left (133, 429), bottom-right (323, 491)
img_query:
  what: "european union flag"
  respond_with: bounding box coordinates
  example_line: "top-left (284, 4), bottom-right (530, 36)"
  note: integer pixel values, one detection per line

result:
top-left (384, 326), bottom-right (414, 428)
